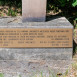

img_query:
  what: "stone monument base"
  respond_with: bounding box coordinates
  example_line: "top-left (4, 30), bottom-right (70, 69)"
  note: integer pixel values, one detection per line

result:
top-left (0, 17), bottom-right (73, 77)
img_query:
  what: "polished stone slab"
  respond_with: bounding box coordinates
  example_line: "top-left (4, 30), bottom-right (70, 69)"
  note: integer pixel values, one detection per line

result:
top-left (22, 0), bottom-right (46, 22)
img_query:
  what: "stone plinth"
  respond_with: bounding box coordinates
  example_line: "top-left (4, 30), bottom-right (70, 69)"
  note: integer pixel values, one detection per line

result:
top-left (0, 17), bottom-right (73, 76)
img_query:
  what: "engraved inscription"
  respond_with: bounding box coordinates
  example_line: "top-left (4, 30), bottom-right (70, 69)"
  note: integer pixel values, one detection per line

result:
top-left (0, 28), bottom-right (72, 48)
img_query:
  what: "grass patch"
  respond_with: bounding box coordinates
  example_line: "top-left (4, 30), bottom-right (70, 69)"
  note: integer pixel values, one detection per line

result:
top-left (0, 73), bottom-right (4, 77)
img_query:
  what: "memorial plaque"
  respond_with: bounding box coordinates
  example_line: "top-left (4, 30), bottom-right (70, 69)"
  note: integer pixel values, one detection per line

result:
top-left (0, 28), bottom-right (72, 48)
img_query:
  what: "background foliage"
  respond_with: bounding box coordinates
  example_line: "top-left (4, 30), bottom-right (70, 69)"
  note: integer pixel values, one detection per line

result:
top-left (0, 0), bottom-right (77, 26)
top-left (47, 0), bottom-right (77, 29)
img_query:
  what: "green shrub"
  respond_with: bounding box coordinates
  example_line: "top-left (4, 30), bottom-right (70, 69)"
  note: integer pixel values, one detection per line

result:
top-left (72, 0), bottom-right (77, 7)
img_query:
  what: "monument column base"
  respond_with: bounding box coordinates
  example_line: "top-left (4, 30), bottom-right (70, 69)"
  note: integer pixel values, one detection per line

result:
top-left (0, 17), bottom-right (73, 76)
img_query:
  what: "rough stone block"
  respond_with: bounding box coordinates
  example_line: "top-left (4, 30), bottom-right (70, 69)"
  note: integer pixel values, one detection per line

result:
top-left (0, 17), bottom-right (73, 75)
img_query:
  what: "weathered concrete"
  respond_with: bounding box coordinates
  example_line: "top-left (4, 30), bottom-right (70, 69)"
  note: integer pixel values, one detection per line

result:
top-left (0, 60), bottom-right (72, 77)
top-left (0, 16), bottom-right (73, 28)
top-left (0, 17), bottom-right (73, 76)
top-left (0, 48), bottom-right (73, 60)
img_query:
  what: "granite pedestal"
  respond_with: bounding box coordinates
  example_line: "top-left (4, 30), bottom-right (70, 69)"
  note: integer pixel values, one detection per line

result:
top-left (0, 17), bottom-right (73, 77)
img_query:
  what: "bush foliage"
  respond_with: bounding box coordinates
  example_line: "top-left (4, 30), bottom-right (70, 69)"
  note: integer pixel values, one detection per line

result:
top-left (48, 0), bottom-right (77, 7)
top-left (0, 0), bottom-right (21, 7)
